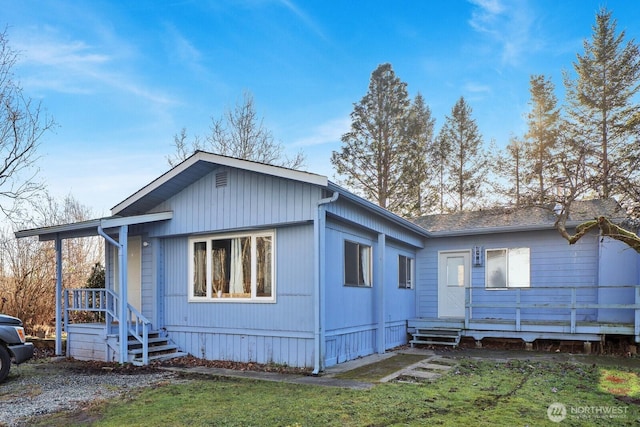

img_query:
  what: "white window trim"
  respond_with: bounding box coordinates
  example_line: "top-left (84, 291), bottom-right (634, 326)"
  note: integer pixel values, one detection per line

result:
top-left (398, 254), bottom-right (414, 289)
top-left (188, 230), bottom-right (276, 303)
top-left (485, 247), bottom-right (530, 290)
top-left (344, 239), bottom-right (373, 287)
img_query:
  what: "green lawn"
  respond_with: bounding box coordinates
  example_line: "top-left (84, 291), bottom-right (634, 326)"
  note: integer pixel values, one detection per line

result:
top-left (31, 359), bottom-right (640, 426)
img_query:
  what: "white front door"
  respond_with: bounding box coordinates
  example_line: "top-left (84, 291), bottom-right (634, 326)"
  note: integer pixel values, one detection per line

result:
top-left (114, 236), bottom-right (142, 313)
top-left (438, 251), bottom-right (470, 318)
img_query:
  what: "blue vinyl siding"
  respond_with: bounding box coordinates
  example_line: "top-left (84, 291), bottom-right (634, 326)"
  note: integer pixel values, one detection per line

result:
top-left (598, 237), bottom-right (640, 323)
top-left (323, 220), bottom-right (418, 365)
top-left (384, 243), bottom-right (416, 348)
top-left (326, 198), bottom-right (424, 248)
top-left (417, 229), bottom-right (601, 322)
top-left (148, 168), bottom-right (321, 237)
top-left (160, 224), bottom-right (316, 367)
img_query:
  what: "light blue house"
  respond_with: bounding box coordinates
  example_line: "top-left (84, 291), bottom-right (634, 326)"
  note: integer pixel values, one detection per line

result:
top-left (15, 152), bottom-right (640, 371)
top-left (409, 200), bottom-right (640, 350)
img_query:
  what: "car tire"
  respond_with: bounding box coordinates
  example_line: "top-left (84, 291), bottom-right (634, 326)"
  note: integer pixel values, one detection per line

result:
top-left (0, 345), bottom-right (10, 382)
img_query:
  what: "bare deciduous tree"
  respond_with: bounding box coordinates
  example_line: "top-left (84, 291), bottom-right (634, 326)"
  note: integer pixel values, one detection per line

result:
top-left (1, 194), bottom-right (102, 332)
top-left (0, 28), bottom-right (55, 220)
top-left (168, 91), bottom-right (305, 169)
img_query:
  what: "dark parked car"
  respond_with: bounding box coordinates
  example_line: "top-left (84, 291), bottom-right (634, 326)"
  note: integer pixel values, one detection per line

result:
top-left (0, 314), bottom-right (34, 382)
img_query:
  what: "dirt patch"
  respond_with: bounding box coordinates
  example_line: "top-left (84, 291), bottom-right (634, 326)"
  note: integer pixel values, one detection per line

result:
top-left (156, 355), bottom-right (312, 375)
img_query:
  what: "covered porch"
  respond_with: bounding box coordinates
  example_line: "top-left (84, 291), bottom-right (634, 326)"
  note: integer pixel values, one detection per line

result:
top-left (15, 212), bottom-right (176, 365)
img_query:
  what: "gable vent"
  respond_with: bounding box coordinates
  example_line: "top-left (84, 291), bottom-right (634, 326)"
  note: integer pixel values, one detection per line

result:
top-left (215, 171), bottom-right (228, 188)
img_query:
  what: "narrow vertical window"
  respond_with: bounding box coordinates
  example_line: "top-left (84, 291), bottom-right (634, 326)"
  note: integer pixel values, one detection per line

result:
top-left (399, 255), bottom-right (414, 289)
top-left (256, 236), bottom-right (272, 297)
top-left (229, 237), bottom-right (251, 296)
top-left (486, 248), bottom-right (530, 288)
top-left (486, 249), bottom-right (507, 288)
top-left (344, 240), bottom-right (372, 287)
top-left (211, 239), bottom-right (230, 295)
top-left (193, 241), bottom-right (207, 297)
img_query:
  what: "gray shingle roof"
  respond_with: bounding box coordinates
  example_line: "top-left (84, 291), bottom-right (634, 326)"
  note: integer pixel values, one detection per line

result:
top-left (412, 199), bottom-right (625, 235)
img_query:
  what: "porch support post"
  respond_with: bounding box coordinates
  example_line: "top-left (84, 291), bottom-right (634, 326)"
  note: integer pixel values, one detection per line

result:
top-left (118, 225), bottom-right (128, 364)
top-left (54, 236), bottom-right (63, 356)
top-left (376, 233), bottom-right (386, 354)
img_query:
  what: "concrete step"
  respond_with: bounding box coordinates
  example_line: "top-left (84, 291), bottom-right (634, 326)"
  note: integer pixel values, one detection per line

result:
top-left (132, 351), bottom-right (189, 367)
top-left (411, 328), bottom-right (461, 348)
top-left (128, 344), bottom-right (178, 357)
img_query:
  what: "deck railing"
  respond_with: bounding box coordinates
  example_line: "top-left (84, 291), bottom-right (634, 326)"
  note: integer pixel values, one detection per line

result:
top-left (464, 285), bottom-right (640, 337)
top-left (64, 288), bottom-right (152, 364)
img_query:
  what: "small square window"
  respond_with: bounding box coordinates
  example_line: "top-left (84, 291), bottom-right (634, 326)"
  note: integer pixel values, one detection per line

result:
top-left (486, 247), bottom-right (530, 288)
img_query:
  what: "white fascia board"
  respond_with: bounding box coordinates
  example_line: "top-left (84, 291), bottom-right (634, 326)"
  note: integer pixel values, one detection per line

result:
top-left (200, 153), bottom-right (328, 187)
top-left (111, 151), bottom-right (328, 215)
top-left (100, 211), bottom-right (173, 229)
top-left (14, 219), bottom-right (102, 239)
top-left (14, 211), bottom-right (173, 241)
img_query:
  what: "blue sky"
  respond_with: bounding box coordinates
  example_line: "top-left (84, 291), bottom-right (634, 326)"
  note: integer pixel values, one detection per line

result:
top-left (3, 0), bottom-right (640, 215)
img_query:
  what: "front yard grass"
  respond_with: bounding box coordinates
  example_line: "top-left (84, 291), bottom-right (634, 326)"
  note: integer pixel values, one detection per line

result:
top-left (31, 358), bottom-right (640, 426)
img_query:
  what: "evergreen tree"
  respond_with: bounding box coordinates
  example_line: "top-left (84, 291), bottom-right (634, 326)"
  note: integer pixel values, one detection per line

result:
top-left (332, 63), bottom-right (429, 215)
top-left (430, 131), bottom-right (453, 213)
top-left (437, 97), bottom-right (486, 211)
top-left (402, 93), bottom-right (435, 216)
top-left (494, 136), bottom-right (526, 206)
top-left (563, 7), bottom-right (640, 200)
top-left (523, 75), bottom-right (561, 204)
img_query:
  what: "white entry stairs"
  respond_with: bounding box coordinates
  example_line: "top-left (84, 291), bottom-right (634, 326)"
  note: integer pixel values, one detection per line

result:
top-left (410, 328), bottom-right (461, 348)
top-left (126, 331), bottom-right (188, 366)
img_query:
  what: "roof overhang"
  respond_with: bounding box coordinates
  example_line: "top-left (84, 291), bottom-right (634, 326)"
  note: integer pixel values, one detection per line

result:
top-left (14, 211), bottom-right (173, 241)
top-left (327, 182), bottom-right (431, 238)
top-left (112, 151), bottom-right (328, 216)
top-left (425, 219), bottom-right (620, 237)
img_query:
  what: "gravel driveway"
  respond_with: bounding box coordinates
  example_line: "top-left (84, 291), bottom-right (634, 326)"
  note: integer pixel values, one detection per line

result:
top-left (0, 358), bottom-right (177, 427)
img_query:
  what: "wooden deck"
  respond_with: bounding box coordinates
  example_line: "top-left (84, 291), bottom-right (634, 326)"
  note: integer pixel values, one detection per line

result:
top-left (409, 284), bottom-right (640, 344)
top-left (408, 317), bottom-right (639, 343)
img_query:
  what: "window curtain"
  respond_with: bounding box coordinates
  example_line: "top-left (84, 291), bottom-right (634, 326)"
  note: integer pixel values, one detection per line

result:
top-left (361, 246), bottom-right (371, 286)
top-left (230, 238), bottom-right (244, 293)
top-left (212, 247), bottom-right (226, 294)
top-left (193, 242), bottom-right (207, 296)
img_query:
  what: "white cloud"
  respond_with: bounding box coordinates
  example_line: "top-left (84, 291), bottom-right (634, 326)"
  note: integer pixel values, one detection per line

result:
top-left (13, 27), bottom-right (175, 106)
top-left (467, 0), bottom-right (537, 67)
top-left (464, 82), bottom-right (492, 94)
top-left (278, 0), bottom-right (327, 41)
top-left (291, 116), bottom-right (350, 147)
top-left (163, 24), bottom-right (203, 68)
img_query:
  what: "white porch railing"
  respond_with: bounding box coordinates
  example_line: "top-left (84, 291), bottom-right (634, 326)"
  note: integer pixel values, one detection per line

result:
top-left (464, 285), bottom-right (640, 338)
top-left (64, 288), bottom-right (152, 365)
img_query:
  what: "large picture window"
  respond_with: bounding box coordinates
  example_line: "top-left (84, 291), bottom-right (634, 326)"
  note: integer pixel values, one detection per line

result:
top-left (189, 231), bottom-right (275, 301)
top-left (398, 255), bottom-right (414, 289)
top-left (344, 240), bottom-right (372, 287)
top-left (486, 247), bottom-right (530, 288)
